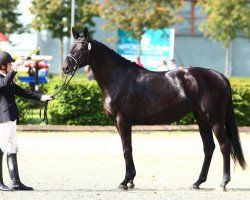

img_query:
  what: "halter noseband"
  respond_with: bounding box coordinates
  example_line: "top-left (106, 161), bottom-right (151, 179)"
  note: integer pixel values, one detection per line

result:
top-left (67, 54), bottom-right (79, 66)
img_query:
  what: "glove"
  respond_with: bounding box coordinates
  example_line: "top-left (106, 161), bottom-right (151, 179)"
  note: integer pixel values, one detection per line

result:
top-left (41, 95), bottom-right (53, 102)
top-left (12, 56), bottom-right (27, 71)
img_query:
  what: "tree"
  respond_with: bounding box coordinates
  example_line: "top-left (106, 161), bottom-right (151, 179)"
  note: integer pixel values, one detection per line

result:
top-left (198, 0), bottom-right (250, 77)
top-left (85, 0), bottom-right (184, 56)
top-left (29, 0), bottom-right (96, 75)
top-left (0, 0), bottom-right (23, 34)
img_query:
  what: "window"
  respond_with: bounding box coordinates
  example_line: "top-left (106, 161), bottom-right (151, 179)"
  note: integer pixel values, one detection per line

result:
top-left (174, 0), bottom-right (206, 34)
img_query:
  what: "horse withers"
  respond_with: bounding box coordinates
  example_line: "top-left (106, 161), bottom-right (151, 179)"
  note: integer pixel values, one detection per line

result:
top-left (62, 27), bottom-right (246, 190)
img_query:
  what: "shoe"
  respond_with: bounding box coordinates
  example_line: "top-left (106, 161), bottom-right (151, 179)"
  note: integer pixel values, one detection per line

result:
top-left (7, 153), bottom-right (33, 191)
top-left (11, 181), bottom-right (33, 191)
top-left (0, 182), bottom-right (13, 191)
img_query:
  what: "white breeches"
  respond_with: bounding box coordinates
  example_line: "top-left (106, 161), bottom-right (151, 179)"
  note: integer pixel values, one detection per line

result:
top-left (0, 120), bottom-right (18, 153)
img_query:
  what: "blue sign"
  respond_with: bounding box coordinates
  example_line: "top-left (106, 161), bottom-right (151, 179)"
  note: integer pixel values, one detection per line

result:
top-left (117, 28), bottom-right (175, 71)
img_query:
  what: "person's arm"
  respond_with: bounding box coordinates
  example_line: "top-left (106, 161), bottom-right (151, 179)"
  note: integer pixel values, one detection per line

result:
top-left (14, 83), bottom-right (52, 102)
top-left (14, 83), bottom-right (42, 101)
top-left (0, 56), bottom-right (27, 89)
top-left (0, 70), bottom-right (17, 89)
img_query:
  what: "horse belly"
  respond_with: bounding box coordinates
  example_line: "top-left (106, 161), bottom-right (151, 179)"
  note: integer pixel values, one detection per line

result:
top-left (132, 100), bottom-right (192, 125)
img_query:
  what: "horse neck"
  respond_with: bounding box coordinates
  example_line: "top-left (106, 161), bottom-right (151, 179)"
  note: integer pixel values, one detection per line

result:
top-left (88, 41), bottom-right (125, 91)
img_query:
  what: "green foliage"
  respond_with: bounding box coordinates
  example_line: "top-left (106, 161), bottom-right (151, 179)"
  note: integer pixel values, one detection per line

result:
top-left (86, 0), bottom-right (184, 55)
top-left (29, 0), bottom-right (97, 75)
top-left (16, 77), bottom-right (250, 126)
top-left (0, 0), bottom-right (23, 34)
top-left (15, 80), bottom-right (48, 124)
top-left (198, 0), bottom-right (250, 48)
top-left (16, 95), bottom-right (30, 124)
top-left (29, 0), bottom-right (96, 40)
top-left (176, 113), bottom-right (196, 125)
top-left (46, 77), bottom-right (112, 125)
top-left (198, 0), bottom-right (250, 76)
top-left (230, 78), bottom-right (250, 126)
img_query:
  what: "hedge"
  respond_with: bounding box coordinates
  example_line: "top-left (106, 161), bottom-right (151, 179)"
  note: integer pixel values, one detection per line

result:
top-left (16, 81), bottom-right (48, 124)
top-left (16, 76), bottom-right (250, 126)
top-left (45, 77), bottom-right (112, 125)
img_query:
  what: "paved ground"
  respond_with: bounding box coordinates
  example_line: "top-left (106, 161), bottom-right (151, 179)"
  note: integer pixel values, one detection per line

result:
top-left (1, 131), bottom-right (250, 200)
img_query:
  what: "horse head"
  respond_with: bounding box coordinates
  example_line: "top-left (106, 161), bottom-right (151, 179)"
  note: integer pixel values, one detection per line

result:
top-left (62, 27), bottom-right (91, 75)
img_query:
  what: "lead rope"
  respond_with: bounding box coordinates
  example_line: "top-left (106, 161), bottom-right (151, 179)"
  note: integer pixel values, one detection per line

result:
top-left (41, 65), bottom-right (79, 124)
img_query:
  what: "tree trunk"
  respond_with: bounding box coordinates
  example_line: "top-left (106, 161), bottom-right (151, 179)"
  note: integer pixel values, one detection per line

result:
top-left (224, 43), bottom-right (231, 77)
top-left (137, 37), bottom-right (141, 57)
top-left (59, 38), bottom-right (64, 77)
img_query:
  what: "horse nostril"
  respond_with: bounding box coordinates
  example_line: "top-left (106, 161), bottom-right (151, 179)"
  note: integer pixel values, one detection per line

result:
top-left (62, 65), bottom-right (69, 74)
top-left (63, 66), bottom-right (69, 72)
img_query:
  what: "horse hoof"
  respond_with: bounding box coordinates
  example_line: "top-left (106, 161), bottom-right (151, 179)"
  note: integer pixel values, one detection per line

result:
top-left (215, 186), bottom-right (227, 192)
top-left (190, 184), bottom-right (200, 190)
top-left (128, 182), bottom-right (135, 189)
top-left (118, 184), bottom-right (128, 190)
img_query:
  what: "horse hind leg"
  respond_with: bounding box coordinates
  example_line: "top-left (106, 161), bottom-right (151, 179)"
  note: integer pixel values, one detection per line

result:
top-left (192, 113), bottom-right (215, 189)
top-left (212, 122), bottom-right (231, 191)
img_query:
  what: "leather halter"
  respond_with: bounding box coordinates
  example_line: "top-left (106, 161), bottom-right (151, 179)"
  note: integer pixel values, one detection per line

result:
top-left (66, 40), bottom-right (91, 72)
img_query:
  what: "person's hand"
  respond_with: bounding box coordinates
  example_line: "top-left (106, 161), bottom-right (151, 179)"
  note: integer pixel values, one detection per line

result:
top-left (12, 56), bottom-right (27, 71)
top-left (41, 95), bottom-right (53, 102)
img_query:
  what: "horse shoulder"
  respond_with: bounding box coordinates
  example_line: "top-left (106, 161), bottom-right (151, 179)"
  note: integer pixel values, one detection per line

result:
top-left (102, 76), bottom-right (135, 119)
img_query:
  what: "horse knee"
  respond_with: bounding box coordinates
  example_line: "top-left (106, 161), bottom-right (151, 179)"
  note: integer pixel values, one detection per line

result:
top-left (220, 141), bottom-right (231, 155)
top-left (204, 143), bottom-right (215, 155)
top-left (123, 148), bottom-right (132, 159)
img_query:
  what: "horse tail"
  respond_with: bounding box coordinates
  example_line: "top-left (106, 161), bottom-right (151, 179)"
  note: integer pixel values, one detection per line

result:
top-left (225, 81), bottom-right (247, 170)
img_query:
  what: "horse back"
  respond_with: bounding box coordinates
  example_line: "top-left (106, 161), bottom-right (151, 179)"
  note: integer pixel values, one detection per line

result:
top-left (103, 66), bottom-right (230, 125)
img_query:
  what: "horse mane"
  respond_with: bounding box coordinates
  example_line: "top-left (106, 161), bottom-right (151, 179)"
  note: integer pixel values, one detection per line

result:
top-left (92, 39), bottom-right (140, 69)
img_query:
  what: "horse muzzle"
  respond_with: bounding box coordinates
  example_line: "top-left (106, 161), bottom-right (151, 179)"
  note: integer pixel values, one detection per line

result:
top-left (62, 64), bottom-right (72, 75)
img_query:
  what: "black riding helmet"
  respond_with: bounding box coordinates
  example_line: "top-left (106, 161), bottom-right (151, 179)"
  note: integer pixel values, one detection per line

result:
top-left (0, 51), bottom-right (15, 69)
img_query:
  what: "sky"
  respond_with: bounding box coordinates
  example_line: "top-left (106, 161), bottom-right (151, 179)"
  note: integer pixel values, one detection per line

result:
top-left (18, 0), bottom-right (34, 25)
top-left (2, 0), bottom-right (37, 55)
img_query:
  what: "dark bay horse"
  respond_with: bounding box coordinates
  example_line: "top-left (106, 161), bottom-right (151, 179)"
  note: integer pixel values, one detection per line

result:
top-left (62, 27), bottom-right (246, 190)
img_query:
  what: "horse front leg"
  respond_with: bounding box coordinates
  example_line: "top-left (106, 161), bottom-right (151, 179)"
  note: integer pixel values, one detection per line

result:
top-left (115, 117), bottom-right (136, 190)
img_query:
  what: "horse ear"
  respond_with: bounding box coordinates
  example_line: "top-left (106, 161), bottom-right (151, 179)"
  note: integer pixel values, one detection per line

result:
top-left (83, 27), bottom-right (89, 39)
top-left (72, 27), bottom-right (80, 39)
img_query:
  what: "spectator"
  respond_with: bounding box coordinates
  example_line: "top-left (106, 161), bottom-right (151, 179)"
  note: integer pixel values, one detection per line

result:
top-left (178, 64), bottom-right (185, 69)
top-left (157, 58), bottom-right (168, 71)
top-left (169, 59), bottom-right (177, 70)
top-left (85, 65), bottom-right (95, 80)
top-left (135, 56), bottom-right (143, 67)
